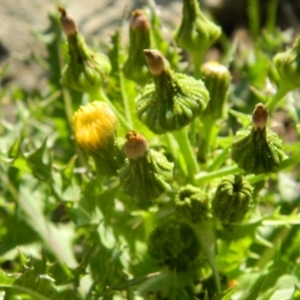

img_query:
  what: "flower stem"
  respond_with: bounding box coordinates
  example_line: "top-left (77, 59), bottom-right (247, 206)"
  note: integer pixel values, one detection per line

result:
top-left (192, 220), bottom-right (221, 294)
top-left (195, 165), bottom-right (241, 184)
top-left (265, 84), bottom-right (291, 112)
top-left (173, 127), bottom-right (199, 183)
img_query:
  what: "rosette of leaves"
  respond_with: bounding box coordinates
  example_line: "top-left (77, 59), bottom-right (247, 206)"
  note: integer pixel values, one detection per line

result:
top-left (59, 7), bottom-right (111, 94)
top-left (232, 103), bottom-right (287, 174)
top-left (212, 175), bottom-right (253, 224)
top-left (148, 217), bottom-right (200, 271)
top-left (119, 130), bottom-right (174, 206)
top-left (136, 49), bottom-right (210, 134)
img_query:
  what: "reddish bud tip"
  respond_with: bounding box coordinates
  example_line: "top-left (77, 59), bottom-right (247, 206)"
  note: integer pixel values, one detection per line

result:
top-left (58, 6), bottom-right (77, 36)
top-left (144, 49), bottom-right (167, 75)
top-left (130, 10), bottom-right (150, 31)
top-left (252, 103), bottom-right (269, 130)
top-left (124, 130), bottom-right (149, 159)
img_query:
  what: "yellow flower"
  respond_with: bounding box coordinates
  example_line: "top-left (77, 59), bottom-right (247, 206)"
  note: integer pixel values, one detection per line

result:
top-left (72, 101), bottom-right (117, 153)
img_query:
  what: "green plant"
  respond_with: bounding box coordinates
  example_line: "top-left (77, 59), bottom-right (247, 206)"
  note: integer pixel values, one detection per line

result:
top-left (1, 1), bottom-right (300, 299)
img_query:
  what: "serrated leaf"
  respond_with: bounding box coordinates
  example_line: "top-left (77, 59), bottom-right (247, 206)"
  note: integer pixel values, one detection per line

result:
top-left (18, 174), bottom-right (77, 268)
top-left (25, 139), bottom-right (52, 181)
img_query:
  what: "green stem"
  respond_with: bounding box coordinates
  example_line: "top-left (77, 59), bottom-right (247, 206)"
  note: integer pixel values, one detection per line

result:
top-left (255, 226), bottom-right (289, 269)
top-left (61, 87), bottom-right (74, 130)
top-left (265, 84), bottom-right (291, 112)
top-left (192, 220), bottom-right (221, 294)
top-left (248, 0), bottom-right (260, 38)
top-left (119, 76), bottom-right (133, 128)
top-left (192, 50), bottom-right (205, 79)
top-left (88, 88), bottom-right (132, 131)
top-left (195, 165), bottom-right (241, 184)
top-left (173, 127), bottom-right (199, 183)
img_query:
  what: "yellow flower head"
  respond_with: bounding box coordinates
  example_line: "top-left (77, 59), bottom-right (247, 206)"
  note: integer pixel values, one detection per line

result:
top-left (72, 101), bottom-right (117, 152)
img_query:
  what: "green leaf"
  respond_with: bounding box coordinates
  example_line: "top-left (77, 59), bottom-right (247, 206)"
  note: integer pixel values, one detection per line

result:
top-left (26, 139), bottom-right (52, 181)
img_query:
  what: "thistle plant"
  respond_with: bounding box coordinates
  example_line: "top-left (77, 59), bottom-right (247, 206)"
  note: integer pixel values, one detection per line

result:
top-left (2, 1), bottom-right (300, 300)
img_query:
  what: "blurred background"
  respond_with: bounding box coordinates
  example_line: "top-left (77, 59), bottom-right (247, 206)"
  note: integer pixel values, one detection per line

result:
top-left (0, 0), bottom-right (300, 92)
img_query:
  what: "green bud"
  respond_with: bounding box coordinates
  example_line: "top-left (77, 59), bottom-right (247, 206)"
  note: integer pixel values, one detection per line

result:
top-left (175, 185), bottom-right (211, 224)
top-left (212, 175), bottom-right (253, 224)
top-left (136, 50), bottom-right (210, 134)
top-left (273, 36), bottom-right (300, 90)
top-left (119, 130), bottom-right (174, 206)
top-left (201, 61), bottom-right (231, 120)
top-left (123, 10), bottom-right (151, 85)
top-left (232, 103), bottom-right (287, 174)
top-left (59, 7), bottom-right (111, 93)
top-left (148, 217), bottom-right (200, 271)
top-left (173, 0), bottom-right (221, 58)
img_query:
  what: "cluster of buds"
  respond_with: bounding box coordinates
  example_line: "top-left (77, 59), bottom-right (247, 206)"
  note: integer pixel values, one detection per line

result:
top-left (231, 103), bottom-right (287, 174)
top-left (119, 130), bottom-right (174, 206)
top-left (173, 0), bottom-right (221, 60)
top-left (123, 9), bottom-right (151, 85)
top-left (212, 175), bottom-right (253, 224)
top-left (59, 7), bottom-right (111, 94)
top-left (72, 101), bottom-right (123, 176)
top-left (148, 217), bottom-right (200, 271)
top-left (175, 185), bottom-right (211, 224)
top-left (136, 49), bottom-right (210, 134)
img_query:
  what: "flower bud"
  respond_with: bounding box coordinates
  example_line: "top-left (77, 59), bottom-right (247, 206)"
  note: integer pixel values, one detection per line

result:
top-left (273, 36), bottom-right (300, 90)
top-left (173, 0), bottom-right (221, 58)
top-left (232, 103), bottom-right (287, 175)
top-left (119, 130), bottom-right (174, 206)
top-left (148, 217), bottom-right (200, 271)
top-left (59, 8), bottom-right (111, 94)
top-left (136, 49), bottom-right (210, 134)
top-left (201, 61), bottom-right (231, 120)
top-left (175, 185), bottom-right (211, 224)
top-left (58, 7), bottom-right (77, 36)
top-left (72, 101), bottom-right (123, 176)
top-left (212, 175), bottom-right (253, 224)
top-left (123, 10), bottom-right (151, 85)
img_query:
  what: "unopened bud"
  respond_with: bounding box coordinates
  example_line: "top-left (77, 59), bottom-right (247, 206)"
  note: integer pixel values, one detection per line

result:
top-left (232, 104), bottom-right (287, 174)
top-left (136, 50), bottom-right (209, 133)
top-left (252, 103), bottom-right (268, 130)
top-left (201, 61), bottom-right (231, 120)
top-left (123, 10), bottom-right (152, 85)
top-left (148, 217), bottom-right (200, 271)
top-left (175, 185), bottom-right (211, 224)
top-left (119, 132), bottom-right (174, 206)
top-left (123, 130), bottom-right (149, 159)
top-left (212, 175), bottom-right (253, 224)
top-left (130, 9), bottom-right (150, 31)
top-left (58, 7), bottom-right (77, 36)
top-left (144, 49), bottom-right (167, 75)
top-left (173, 0), bottom-right (221, 58)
